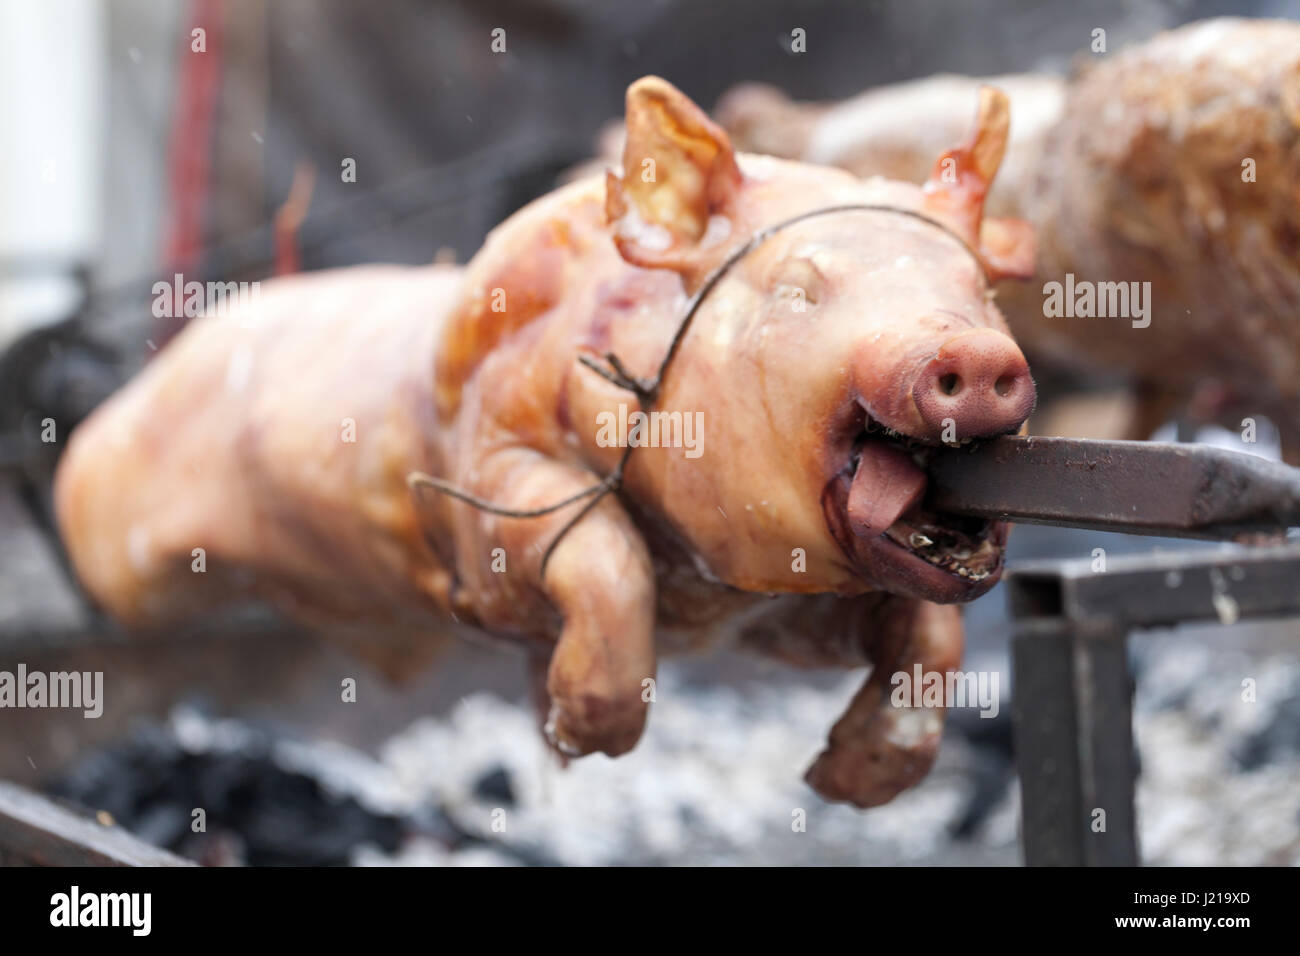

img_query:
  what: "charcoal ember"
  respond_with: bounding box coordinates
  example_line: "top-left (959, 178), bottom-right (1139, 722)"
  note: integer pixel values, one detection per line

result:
top-left (46, 723), bottom-right (408, 866)
top-left (1232, 676), bottom-right (1300, 772)
top-left (472, 764), bottom-right (516, 807)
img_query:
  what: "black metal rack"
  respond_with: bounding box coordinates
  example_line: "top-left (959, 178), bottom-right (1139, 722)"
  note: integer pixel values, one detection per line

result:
top-left (1006, 541), bottom-right (1300, 866)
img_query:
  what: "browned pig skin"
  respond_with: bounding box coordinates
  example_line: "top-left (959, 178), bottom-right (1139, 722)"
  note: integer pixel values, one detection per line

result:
top-left (1020, 18), bottom-right (1300, 460)
top-left (55, 77), bottom-right (1037, 808)
top-left (717, 18), bottom-right (1300, 461)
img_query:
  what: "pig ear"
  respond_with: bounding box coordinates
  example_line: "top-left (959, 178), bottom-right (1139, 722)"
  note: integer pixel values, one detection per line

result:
top-left (605, 76), bottom-right (743, 272)
top-left (979, 216), bottom-right (1036, 281)
top-left (922, 86), bottom-right (1036, 282)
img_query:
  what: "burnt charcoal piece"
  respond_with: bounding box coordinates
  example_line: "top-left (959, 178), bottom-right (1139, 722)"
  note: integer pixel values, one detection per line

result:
top-left (47, 726), bottom-right (405, 866)
top-left (1233, 679), bottom-right (1300, 773)
top-left (472, 764), bottom-right (516, 807)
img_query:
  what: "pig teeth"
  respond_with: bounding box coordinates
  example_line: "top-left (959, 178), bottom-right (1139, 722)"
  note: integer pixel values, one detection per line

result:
top-left (909, 532), bottom-right (934, 548)
top-left (913, 545), bottom-right (992, 582)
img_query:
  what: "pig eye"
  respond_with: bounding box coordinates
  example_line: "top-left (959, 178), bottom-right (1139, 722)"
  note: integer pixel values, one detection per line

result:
top-left (770, 257), bottom-right (826, 311)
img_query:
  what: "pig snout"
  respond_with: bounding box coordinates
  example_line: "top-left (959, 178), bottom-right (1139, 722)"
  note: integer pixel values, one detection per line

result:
top-left (910, 328), bottom-right (1035, 440)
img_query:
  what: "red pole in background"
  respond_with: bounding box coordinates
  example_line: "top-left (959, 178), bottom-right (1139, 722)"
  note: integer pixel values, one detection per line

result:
top-left (160, 0), bottom-right (223, 286)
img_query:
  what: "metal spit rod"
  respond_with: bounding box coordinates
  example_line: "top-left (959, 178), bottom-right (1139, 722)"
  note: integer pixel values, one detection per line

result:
top-left (927, 435), bottom-right (1300, 540)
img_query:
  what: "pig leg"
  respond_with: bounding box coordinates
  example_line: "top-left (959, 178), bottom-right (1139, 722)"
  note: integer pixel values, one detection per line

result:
top-left (804, 599), bottom-right (962, 808)
top-left (480, 454), bottom-right (657, 758)
top-left (542, 513), bottom-right (657, 758)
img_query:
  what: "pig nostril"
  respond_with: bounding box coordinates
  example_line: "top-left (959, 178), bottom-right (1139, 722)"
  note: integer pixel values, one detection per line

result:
top-left (912, 329), bottom-right (1036, 439)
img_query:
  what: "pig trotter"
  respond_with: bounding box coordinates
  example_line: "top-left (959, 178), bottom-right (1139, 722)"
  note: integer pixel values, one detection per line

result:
top-left (485, 455), bottom-right (657, 758)
top-left (540, 503), bottom-right (656, 757)
top-left (804, 601), bottom-right (961, 807)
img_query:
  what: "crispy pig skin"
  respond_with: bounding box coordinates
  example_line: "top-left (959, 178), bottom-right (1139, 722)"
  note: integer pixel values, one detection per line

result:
top-left (56, 77), bottom-right (1035, 807)
top-left (1017, 18), bottom-right (1300, 451)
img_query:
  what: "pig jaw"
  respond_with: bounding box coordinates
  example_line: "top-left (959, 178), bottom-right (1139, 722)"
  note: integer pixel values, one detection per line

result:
top-left (820, 409), bottom-right (1009, 604)
top-left (819, 335), bottom-right (1031, 603)
top-left (817, 325), bottom-right (1033, 603)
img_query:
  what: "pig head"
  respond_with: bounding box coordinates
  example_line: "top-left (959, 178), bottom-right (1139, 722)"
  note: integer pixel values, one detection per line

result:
top-left (580, 81), bottom-right (1036, 606)
top-left (55, 76), bottom-right (1036, 810)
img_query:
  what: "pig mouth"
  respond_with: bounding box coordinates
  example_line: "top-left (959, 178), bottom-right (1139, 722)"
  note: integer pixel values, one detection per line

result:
top-left (822, 417), bottom-right (1007, 603)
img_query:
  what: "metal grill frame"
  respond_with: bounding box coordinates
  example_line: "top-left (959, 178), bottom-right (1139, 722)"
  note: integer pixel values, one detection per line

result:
top-left (1006, 541), bottom-right (1300, 866)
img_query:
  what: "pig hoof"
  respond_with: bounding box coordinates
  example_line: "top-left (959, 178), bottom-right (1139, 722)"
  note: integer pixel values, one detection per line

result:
top-left (803, 739), bottom-right (939, 809)
top-left (543, 696), bottom-right (646, 758)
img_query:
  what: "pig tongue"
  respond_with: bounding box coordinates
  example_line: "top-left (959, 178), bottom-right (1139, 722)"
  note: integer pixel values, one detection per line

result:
top-left (847, 443), bottom-right (928, 537)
